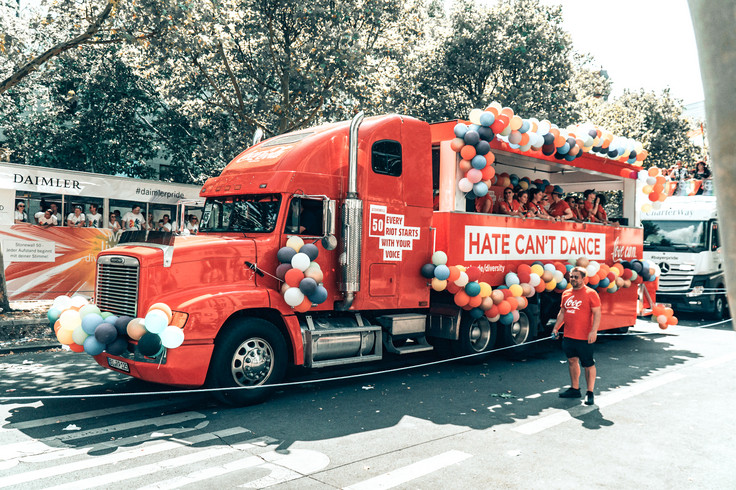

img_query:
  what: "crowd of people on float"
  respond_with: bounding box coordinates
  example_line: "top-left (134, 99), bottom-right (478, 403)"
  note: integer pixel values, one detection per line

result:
top-left (666, 160), bottom-right (712, 195)
top-left (474, 186), bottom-right (619, 225)
top-left (13, 201), bottom-right (199, 234)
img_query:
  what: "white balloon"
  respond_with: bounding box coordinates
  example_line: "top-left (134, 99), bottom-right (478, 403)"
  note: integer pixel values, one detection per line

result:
top-left (53, 295), bottom-right (72, 310)
top-left (70, 295), bottom-right (89, 308)
top-left (529, 273), bottom-right (541, 287)
top-left (588, 261), bottom-right (600, 274)
top-left (283, 287), bottom-right (305, 307)
top-left (646, 176), bottom-right (656, 185)
top-left (160, 326), bottom-right (185, 349)
top-left (291, 252), bottom-right (311, 271)
top-left (543, 263), bottom-right (556, 273)
top-left (553, 270), bottom-right (564, 282)
top-left (652, 201), bottom-right (662, 210)
top-left (458, 178), bottom-right (473, 193)
top-left (454, 271), bottom-right (469, 287)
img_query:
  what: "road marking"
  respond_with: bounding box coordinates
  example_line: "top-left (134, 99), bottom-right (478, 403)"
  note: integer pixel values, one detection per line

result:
top-left (344, 450), bottom-right (472, 490)
top-left (0, 427), bottom-right (251, 488)
top-left (2, 411), bottom-right (206, 460)
top-left (6, 399), bottom-right (174, 430)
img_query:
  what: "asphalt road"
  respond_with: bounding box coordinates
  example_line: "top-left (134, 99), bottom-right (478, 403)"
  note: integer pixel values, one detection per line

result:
top-left (1, 315), bottom-right (735, 489)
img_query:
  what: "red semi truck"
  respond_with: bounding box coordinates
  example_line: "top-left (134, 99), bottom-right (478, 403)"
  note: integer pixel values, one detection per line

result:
top-left (93, 112), bottom-right (645, 404)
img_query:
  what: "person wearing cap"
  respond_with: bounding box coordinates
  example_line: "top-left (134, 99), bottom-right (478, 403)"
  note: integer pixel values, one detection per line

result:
top-left (14, 202), bottom-right (28, 223)
top-left (496, 187), bottom-right (524, 217)
top-left (549, 190), bottom-right (574, 221)
top-left (67, 205), bottom-right (86, 227)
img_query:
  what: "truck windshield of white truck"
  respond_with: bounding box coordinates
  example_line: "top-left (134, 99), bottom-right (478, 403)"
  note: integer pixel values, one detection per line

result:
top-left (643, 220), bottom-right (707, 252)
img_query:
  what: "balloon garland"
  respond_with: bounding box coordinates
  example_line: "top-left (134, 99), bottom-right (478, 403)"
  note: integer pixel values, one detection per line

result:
top-left (47, 296), bottom-right (185, 358)
top-left (637, 166), bottom-right (670, 212)
top-left (421, 253), bottom-right (662, 325)
top-left (276, 236), bottom-right (328, 312)
top-left (452, 103), bottom-right (648, 199)
top-left (651, 303), bottom-right (679, 330)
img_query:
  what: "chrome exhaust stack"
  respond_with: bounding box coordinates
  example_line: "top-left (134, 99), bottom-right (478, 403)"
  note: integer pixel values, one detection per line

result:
top-left (336, 112), bottom-right (364, 310)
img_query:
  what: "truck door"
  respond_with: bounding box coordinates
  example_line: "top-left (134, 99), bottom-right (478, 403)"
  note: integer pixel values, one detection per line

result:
top-left (359, 116), bottom-right (433, 310)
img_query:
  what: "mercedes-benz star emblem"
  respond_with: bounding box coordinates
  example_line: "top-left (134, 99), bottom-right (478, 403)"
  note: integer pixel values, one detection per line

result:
top-left (659, 262), bottom-right (670, 274)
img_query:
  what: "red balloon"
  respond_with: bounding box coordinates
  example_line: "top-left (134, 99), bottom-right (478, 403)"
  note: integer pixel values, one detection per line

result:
top-left (506, 297), bottom-right (518, 311)
top-left (446, 282), bottom-right (460, 295)
top-left (466, 266), bottom-right (482, 282)
top-left (497, 300), bottom-right (511, 316)
top-left (294, 297), bottom-right (312, 312)
top-left (486, 305), bottom-right (500, 318)
top-left (69, 343), bottom-right (84, 353)
top-left (285, 268), bottom-right (305, 288)
top-left (454, 291), bottom-right (470, 307)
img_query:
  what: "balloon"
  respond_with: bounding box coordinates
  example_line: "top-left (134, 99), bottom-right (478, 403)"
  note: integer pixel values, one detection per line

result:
top-left (160, 326), bottom-right (185, 349)
top-left (79, 304), bottom-right (102, 319)
top-left (127, 318), bottom-right (147, 340)
top-left (307, 285), bottom-right (329, 304)
top-left (53, 295), bottom-right (72, 310)
top-left (72, 325), bottom-right (88, 346)
top-left (47, 307), bottom-right (62, 325)
top-left (69, 343), bottom-right (85, 353)
top-left (465, 282), bottom-right (481, 297)
top-left (144, 309), bottom-right (168, 334)
top-left (94, 322), bottom-right (118, 344)
top-left (299, 277), bottom-right (318, 296)
top-left (431, 278), bottom-right (447, 291)
top-left (454, 123), bottom-right (468, 138)
top-left (286, 235), bottom-right (304, 252)
top-left (290, 252), bottom-right (310, 272)
top-left (70, 295), bottom-right (89, 308)
top-left (148, 303), bottom-right (173, 323)
top-left (114, 315), bottom-right (134, 336)
top-left (300, 243), bottom-right (319, 261)
top-left (285, 268), bottom-right (305, 288)
top-left (431, 251), bottom-right (448, 266)
top-left (458, 178), bottom-right (474, 193)
top-left (283, 287), bottom-right (305, 307)
top-left (434, 264), bottom-right (450, 281)
top-left (106, 336), bottom-right (129, 356)
top-left (276, 263), bottom-right (293, 280)
top-left (421, 263), bottom-right (436, 279)
top-left (509, 284), bottom-right (523, 297)
top-left (56, 325), bottom-right (74, 345)
top-left (294, 296), bottom-right (313, 313)
top-left (304, 267), bottom-right (324, 283)
top-left (277, 246), bottom-right (297, 264)
top-left (454, 271), bottom-right (469, 287)
top-left (505, 272), bottom-right (520, 286)
top-left (81, 313), bottom-right (104, 335)
top-left (138, 332), bottom-right (163, 357)
top-left (59, 310), bottom-right (81, 331)
top-left (83, 336), bottom-right (106, 356)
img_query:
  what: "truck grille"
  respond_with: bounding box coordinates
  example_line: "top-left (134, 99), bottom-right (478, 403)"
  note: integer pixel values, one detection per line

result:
top-left (96, 255), bottom-right (140, 317)
top-left (656, 263), bottom-right (693, 292)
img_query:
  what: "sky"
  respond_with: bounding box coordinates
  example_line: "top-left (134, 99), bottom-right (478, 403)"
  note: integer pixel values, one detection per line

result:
top-left (537, 0), bottom-right (704, 105)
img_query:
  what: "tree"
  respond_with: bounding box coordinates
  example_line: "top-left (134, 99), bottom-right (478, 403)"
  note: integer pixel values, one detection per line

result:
top-left (580, 89), bottom-right (702, 169)
top-left (401, 0), bottom-right (578, 123)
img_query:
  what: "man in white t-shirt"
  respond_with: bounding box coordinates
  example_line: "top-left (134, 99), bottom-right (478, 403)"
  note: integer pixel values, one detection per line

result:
top-left (49, 203), bottom-right (62, 223)
top-left (186, 215), bottom-right (199, 234)
top-left (67, 206), bottom-right (86, 227)
top-left (159, 214), bottom-right (173, 232)
top-left (122, 205), bottom-right (146, 230)
top-left (38, 209), bottom-right (58, 227)
top-left (87, 203), bottom-right (102, 228)
top-left (34, 210), bottom-right (45, 224)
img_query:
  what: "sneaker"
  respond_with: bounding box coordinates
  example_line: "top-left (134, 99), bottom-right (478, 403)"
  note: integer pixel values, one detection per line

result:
top-left (585, 391), bottom-right (595, 405)
top-left (558, 387), bottom-right (581, 398)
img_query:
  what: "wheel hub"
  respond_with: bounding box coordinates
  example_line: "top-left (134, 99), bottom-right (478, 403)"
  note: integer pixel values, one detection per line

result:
top-left (231, 337), bottom-right (274, 386)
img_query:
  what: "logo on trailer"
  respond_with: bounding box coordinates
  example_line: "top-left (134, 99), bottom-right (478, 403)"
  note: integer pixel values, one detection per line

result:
top-left (611, 236), bottom-right (637, 262)
top-left (369, 204), bottom-right (420, 261)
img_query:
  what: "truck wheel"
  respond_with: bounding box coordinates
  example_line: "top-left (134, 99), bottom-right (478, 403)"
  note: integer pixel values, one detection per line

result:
top-left (452, 314), bottom-right (497, 359)
top-left (499, 312), bottom-right (531, 346)
top-left (209, 319), bottom-right (287, 406)
top-left (712, 293), bottom-right (730, 320)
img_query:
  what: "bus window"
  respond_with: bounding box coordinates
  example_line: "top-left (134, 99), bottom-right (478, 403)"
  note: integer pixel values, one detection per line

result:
top-left (110, 199), bottom-right (148, 230)
top-left (149, 204), bottom-right (177, 232)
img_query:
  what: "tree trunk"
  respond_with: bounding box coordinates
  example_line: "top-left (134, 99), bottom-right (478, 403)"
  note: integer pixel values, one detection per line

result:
top-left (689, 0), bottom-right (736, 328)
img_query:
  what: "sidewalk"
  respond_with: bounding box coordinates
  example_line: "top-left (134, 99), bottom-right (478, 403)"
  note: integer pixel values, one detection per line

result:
top-left (0, 300), bottom-right (60, 354)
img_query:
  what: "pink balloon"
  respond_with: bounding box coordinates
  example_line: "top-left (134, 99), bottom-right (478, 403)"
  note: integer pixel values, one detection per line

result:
top-left (467, 168), bottom-right (482, 184)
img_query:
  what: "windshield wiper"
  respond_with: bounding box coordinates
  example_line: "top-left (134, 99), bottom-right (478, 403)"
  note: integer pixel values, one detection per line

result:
top-left (672, 244), bottom-right (699, 252)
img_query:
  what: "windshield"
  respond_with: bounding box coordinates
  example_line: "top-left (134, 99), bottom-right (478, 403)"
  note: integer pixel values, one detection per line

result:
top-left (643, 220), bottom-right (707, 252)
top-left (200, 194), bottom-right (281, 233)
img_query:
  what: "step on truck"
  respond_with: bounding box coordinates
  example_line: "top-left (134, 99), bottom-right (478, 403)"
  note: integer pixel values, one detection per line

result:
top-left (93, 112), bottom-right (647, 405)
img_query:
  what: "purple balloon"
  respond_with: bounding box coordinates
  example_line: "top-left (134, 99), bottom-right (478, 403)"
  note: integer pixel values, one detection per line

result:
top-left (94, 323), bottom-right (118, 344)
top-left (276, 263), bottom-right (292, 280)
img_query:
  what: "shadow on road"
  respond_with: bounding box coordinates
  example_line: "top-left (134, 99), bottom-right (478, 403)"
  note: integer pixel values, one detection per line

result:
top-left (0, 327), bottom-right (705, 456)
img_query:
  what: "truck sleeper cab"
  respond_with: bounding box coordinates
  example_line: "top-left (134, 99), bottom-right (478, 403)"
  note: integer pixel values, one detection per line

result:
top-left (94, 113), bottom-right (645, 405)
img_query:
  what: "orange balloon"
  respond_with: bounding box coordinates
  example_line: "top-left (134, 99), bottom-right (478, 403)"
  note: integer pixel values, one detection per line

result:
top-left (468, 295), bottom-right (483, 308)
top-left (554, 135), bottom-right (566, 147)
top-left (652, 304), bottom-right (665, 316)
top-left (652, 183), bottom-right (664, 194)
top-left (667, 316), bottom-right (679, 325)
top-left (481, 165), bottom-right (495, 181)
top-left (294, 297), bottom-right (312, 312)
top-left (535, 281), bottom-right (546, 293)
top-left (506, 297), bottom-right (518, 311)
top-left (648, 192), bottom-right (660, 202)
top-left (519, 133), bottom-right (530, 146)
top-left (54, 319), bottom-right (62, 333)
top-left (549, 128), bottom-right (560, 138)
top-left (447, 266), bottom-right (461, 283)
top-left (485, 152), bottom-right (496, 165)
top-left (459, 159), bottom-right (472, 172)
top-left (648, 167), bottom-right (659, 177)
top-left (69, 343), bottom-right (85, 353)
top-left (497, 300), bottom-right (511, 316)
top-left (664, 307), bottom-right (674, 317)
top-left (655, 175), bottom-right (666, 185)
top-left (450, 138), bottom-right (465, 152)
top-left (454, 291), bottom-right (470, 307)
top-left (500, 107), bottom-right (514, 118)
top-left (460, 145), bottom-right (476, 160)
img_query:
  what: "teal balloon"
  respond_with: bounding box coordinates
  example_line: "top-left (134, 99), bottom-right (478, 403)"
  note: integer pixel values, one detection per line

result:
top-left (47, 307), bottom-right (62, 325)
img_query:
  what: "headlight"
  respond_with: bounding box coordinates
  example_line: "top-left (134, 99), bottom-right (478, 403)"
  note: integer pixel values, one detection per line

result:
top-left (687, 286), bottom-right (704, 297)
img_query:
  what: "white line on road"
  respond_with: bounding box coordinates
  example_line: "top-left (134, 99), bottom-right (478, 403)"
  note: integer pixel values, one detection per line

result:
top-left (344, 450), bottom-right (472, 490)
top-left (0, 427), bottom-right (251, 489)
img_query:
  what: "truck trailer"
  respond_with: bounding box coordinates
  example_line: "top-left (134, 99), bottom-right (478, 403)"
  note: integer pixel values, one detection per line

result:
top-left (92, 112), bottom-right (647, 405)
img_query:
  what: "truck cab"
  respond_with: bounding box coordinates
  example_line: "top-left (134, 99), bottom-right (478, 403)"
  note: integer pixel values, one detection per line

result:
top-left (641, 196), bottom-right (727, 318)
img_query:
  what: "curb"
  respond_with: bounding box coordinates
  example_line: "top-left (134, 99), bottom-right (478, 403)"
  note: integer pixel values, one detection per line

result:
top-left (0, 343), bottom-right (61, 355)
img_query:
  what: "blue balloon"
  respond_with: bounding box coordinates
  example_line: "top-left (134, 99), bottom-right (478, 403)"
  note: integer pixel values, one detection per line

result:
top-left (558, 143), bottom-right (570, 155)
top-left (469, 307), bottom-right (484, 319)
top-left (499, 312), bottom-right (514, 325)
top-left (81, 314), bottom-right (104, 335)
top-left (454, 123), bottom-right (468, 138)
top-left (307, 285), bottom-right (328, 305)
top-left (434, 264), bottom-right (450, 281)
top-left (47, 307), bottom-right (62, 325)
top-left (479, 112), bottom-right (495, 127)
top-left (473, 182), bottom-right (488, 197)
top-left (465, 282), bottom-right (481, 297)
top-left (565, 153), bottom-right (576, 161)
top-left (598, 277), bottom-right (610, 289)
top-left (471, 155), bottom-right (487, 169)
top-left (519, 120), bottom-right (530, 133)
top-left (505, 272), bottom-right (520, 286)
top-left (83, 336), bottom-right (105, 356)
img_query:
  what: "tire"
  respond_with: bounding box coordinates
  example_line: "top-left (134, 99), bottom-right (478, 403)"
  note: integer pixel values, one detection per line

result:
top-left (208, 318), bottom-right (287, 406)
top-left (712, 292), bottom-right (730, 320)
top-left (613, 326), bottom-right (630, 334)
top-left (452, 314), bottom-right (497, 360)
top-left (499, 311), bottom-right (531, 347)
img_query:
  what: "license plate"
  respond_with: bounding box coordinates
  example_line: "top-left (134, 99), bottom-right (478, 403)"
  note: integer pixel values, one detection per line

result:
top-left (107, 357), bottom-right (130, 373)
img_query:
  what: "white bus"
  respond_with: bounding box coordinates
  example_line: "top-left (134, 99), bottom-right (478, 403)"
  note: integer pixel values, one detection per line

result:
top-left (0, 162), bottom-right (203, 300)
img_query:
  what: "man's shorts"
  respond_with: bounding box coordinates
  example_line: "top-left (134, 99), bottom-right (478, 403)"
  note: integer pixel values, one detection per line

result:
top-left (562, 338), bottom-right (595, 367)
